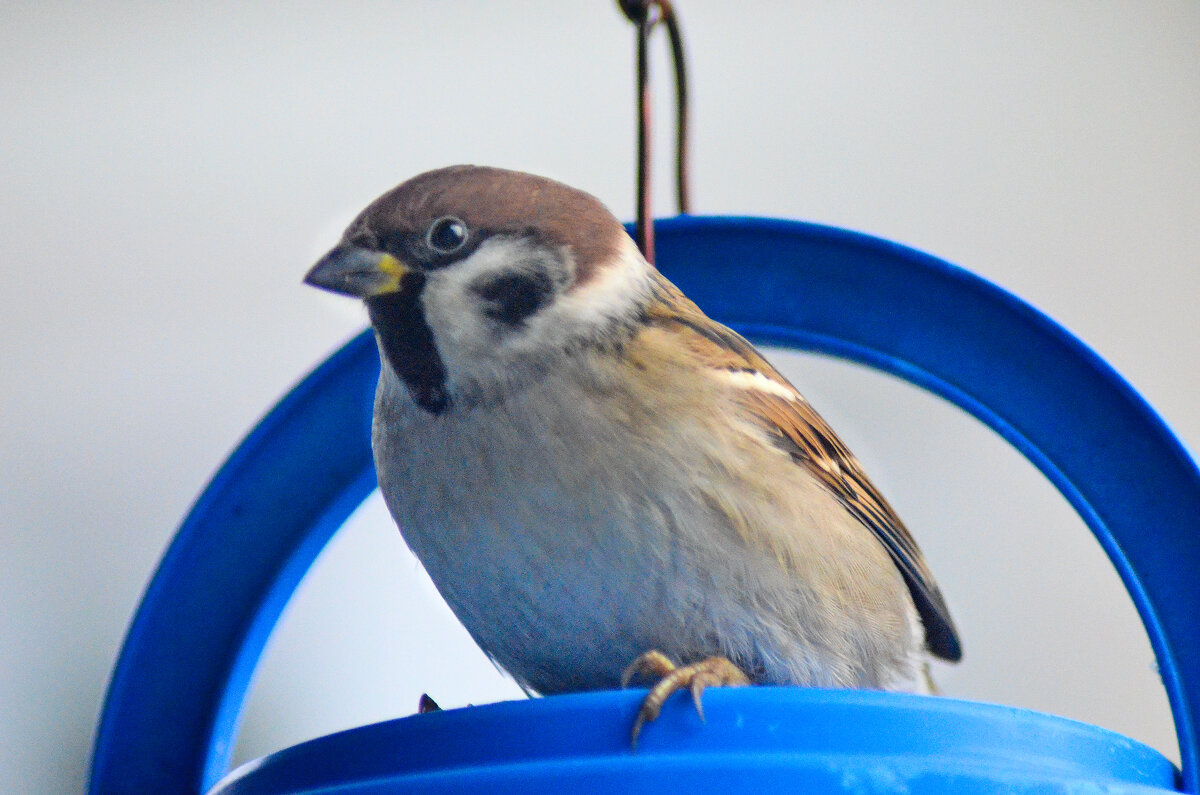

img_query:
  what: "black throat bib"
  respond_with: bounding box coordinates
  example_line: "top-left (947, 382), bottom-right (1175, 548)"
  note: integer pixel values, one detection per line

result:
top-left (366, 276), bottom-right (449, 415)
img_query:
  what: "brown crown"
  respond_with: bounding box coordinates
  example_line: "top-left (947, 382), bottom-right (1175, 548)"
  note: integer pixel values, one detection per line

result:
top-left (348, 165), bottom-right (627, 285)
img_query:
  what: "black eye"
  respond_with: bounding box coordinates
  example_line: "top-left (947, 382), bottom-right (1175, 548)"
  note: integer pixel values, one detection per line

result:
top-left (426, 216), bottom-right (468, 254)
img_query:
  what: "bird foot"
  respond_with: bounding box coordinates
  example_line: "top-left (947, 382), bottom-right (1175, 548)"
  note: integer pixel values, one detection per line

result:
top-left (621, 650), bottom-right (750, 748)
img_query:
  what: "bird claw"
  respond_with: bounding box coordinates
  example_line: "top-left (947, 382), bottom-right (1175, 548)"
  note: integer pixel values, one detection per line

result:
top-left (622, 652), bottom-right (750, 748)
top-left (621, 649), bottom-right (678, 688)
top-left (689, 673), bottom-right (712, 722)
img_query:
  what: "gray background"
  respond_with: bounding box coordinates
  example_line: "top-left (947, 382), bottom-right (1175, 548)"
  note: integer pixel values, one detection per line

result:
top-left (2, 2), bottom-right (1197, 791)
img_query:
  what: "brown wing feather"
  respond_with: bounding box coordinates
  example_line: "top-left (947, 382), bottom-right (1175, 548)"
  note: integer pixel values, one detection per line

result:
top-left (645, 273), bottom-right (962, 661)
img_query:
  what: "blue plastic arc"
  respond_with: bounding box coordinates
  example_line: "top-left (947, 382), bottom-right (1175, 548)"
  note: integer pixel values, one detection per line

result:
top-left (91, 216), bottom-right (1200, 793)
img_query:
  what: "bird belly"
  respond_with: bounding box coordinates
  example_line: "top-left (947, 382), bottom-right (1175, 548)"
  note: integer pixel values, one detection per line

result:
top-left (371, 372), bottom-right (922, 695)
top-left (374, 423), bottom-right (713, 692)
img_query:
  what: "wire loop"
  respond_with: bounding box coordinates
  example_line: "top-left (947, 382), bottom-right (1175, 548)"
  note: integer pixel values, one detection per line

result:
top-left (618, 0), bottom-right (690, 263)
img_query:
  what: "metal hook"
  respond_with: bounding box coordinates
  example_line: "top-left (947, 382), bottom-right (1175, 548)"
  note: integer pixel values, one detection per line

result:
top-left (617, 0), bottom-right (691, 264)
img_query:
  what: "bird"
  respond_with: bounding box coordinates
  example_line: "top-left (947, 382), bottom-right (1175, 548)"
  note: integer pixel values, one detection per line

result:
top-left (304, 165), bottom-right (961, 744)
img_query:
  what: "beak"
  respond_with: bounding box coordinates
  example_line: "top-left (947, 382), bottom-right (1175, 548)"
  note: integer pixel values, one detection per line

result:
top-left (303, 245), bottom-right (411, 299)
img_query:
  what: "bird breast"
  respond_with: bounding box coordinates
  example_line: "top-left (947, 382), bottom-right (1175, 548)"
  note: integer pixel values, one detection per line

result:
top-left (370, 346), bottom-right (921, 694)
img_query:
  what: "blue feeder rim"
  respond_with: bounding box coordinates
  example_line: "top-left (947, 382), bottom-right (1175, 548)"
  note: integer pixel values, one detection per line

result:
top-left (90, 216), bottom-right (1200, 793)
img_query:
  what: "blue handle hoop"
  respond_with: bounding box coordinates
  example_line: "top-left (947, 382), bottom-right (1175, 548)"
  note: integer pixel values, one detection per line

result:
top-left (91, 216), bottom-right (1200, 793)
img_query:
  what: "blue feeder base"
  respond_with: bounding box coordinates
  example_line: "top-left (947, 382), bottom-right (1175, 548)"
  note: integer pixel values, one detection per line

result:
top-left (212, 689), bottom-right (1177, 794)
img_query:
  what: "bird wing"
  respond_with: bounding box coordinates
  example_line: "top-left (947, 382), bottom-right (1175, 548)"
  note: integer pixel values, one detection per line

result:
top-left (644, 273), bottom-right (962, 662)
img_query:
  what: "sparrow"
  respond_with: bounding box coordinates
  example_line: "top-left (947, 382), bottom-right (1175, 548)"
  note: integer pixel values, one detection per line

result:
top-left (305, 165), bottom-right (961, 743)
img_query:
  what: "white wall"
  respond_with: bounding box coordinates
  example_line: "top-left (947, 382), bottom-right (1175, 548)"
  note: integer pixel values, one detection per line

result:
top-left (2, 2), bottom-right (1197, 791)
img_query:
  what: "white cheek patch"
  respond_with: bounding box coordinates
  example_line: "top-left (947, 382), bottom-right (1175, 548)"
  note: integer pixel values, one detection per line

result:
top-left (548, 235), bottom-right (654, 334)
top-left (420, 237), bottom-right (562, 370)
top-left (418, 234), bottom-right (654, 397)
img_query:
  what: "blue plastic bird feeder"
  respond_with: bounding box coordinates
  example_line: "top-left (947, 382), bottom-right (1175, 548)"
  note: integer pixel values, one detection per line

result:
top-left (91, 216), bottom-right (1200, 793)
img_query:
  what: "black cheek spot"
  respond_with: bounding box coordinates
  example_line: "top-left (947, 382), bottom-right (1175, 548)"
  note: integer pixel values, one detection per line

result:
top-left (475, 271), bottom-right (555, 326)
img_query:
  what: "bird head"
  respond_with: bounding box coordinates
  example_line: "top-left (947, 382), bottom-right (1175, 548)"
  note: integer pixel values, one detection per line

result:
top-left (306, 166), bottom-right (652, 413)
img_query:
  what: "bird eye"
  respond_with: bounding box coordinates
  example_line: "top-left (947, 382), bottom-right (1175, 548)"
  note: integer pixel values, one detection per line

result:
top-left (426, 216), bottom-right (468, 254)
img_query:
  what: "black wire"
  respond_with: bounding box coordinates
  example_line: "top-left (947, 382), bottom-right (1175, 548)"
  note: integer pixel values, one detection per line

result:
top-left (617, 0), bottom-right (691, 263)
